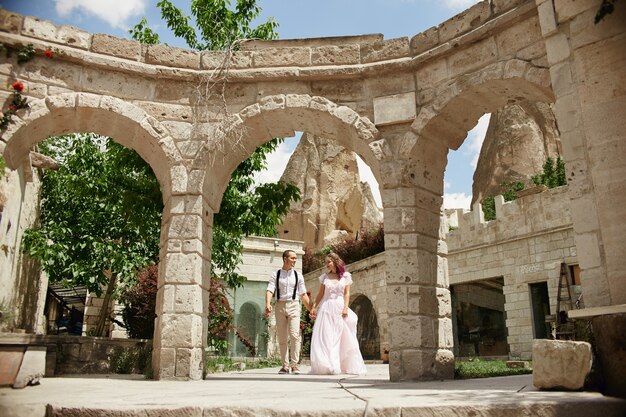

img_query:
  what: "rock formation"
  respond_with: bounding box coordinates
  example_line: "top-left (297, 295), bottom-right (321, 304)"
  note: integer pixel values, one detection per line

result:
top-left (472, 101), bottom-right (561, 206)
top-left (278, 133), bottom-right (382, 251)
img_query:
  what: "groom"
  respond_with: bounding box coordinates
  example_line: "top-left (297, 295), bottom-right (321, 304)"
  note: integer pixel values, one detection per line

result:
top-left (265, 249), bottom-right (311, 374)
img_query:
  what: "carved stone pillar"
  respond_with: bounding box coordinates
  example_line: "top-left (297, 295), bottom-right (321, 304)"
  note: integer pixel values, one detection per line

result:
top-left (381, 134), bottom-right (454, 381)
top-left (152, 166), bottom-right (211, 380)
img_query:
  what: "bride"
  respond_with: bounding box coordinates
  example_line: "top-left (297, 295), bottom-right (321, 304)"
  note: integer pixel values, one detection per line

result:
top-left (308, 252), bottom-right (367, 375)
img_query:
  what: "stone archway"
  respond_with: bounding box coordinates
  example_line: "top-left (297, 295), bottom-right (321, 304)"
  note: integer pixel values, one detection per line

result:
top-left (200, 94), bottom-right (384, 206)
top-left (2, 92), bottom-right (179, 193)
top-left (0, 92), bottom-right (215, 381)
top-left (350, 294), bottom-right (381, 360)
top-left (411, 59), bottom-right (554, 152)
top-left (236, 301), bottom-right (262, 357)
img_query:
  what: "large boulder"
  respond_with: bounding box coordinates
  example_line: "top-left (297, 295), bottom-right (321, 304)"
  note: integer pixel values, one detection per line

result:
top-left (472, 101), bottom-right (561, 206)
top-left (278, 132), bottom-right (382, 251)
top-left (532, 339), bottom-right (592, 390)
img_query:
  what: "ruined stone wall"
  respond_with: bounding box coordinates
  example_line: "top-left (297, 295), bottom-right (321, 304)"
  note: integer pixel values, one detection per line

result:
top-left (445, 186), bottom-right (576, 358)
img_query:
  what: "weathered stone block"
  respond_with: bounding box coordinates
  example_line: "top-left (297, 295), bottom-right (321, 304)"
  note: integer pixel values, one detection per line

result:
top-left (162, 252), bottom-right (203, 285)
top-left (146, 44), bottom-right (200, 69)
top-left (361, 38), bottom-right (410, 64)
top-left (174, 284), bottom-right (204, 314)
top-left (0, 9), bottom-right (22, 33)
top-left (253, 47), bottom-right (311, 68)
top-left (537, 0), bottom-right (558, 37)
top-left (410, 27), bottom-right (439, 55)
top-left (447, 37), bottom-right (498, 77)
top-left (22, 17), bottom-right (91, 50)
top-left (201, 50), bottom-right (252, 69)
top-left (496, 16), bottom-right (541, 59)
top-left (373, 92), bottom-right (416, 126)
top-left (91, 34), bottom-right (141, 61)
top-left (311, 45), bottom-right (360, 65)
top-left (438, 1), bottom-right (491, 44)
top-left (532, 339), bottom-right (592, 390)
top-left (13, 346), bottom-right (46, 388)
top-left (492, 0), bottom-right (527, 15)
top-left (554, 0), bottom-right (599, 23)
top-left (544, 32), bottom-right (571, 66)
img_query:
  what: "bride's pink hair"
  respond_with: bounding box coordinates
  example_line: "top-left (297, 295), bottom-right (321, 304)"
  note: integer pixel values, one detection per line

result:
top-left (326, 252), bottom-right (346, 278)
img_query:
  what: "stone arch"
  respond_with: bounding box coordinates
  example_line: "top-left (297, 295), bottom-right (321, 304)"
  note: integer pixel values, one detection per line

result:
top-left (200, 94), bottom-right (385, 206)
top-left (235, 301), bottom-right (263, 357)
top-left (411, 59), bottom-right (554, 153)
top-left (1, 92), bottom-right (181, 198)
top-left (350, 293), bottom-right (381, 360)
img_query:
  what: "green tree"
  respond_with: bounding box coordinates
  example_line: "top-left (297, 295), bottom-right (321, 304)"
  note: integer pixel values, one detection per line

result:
top-left (130, 0), bottom-right (299, 287)
top-left (481, 181), bottom-right (525, 221)
top-left (531, 156), bottom-right (567, 189)
top-left (22, 134), bottom-right (163, 335)
top-left (130, 0), bottom-right (278, 51)
top-left (481, 156), bottom-right (567, 221)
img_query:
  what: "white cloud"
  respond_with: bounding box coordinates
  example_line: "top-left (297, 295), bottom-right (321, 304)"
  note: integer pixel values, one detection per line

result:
top-left (253, 140), bottom-right (293, 185)
top-left (465, 113), bottom-right (491, 169)
top-left (444, 192), bottom-right (472, 209)
top-left (442, 0), bottom-right (483, 12)
top-left (356, 155), bottom-right (382, 208)
top-left (55, 0), bottom-right (146, 30)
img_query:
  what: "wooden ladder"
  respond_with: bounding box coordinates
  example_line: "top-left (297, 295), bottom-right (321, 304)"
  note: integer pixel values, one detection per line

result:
top-left (555, 262), bottom-right (575, 339)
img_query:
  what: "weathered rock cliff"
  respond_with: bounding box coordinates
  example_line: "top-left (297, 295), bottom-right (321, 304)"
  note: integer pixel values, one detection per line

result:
top-left (472, 101), bottom-right (561, 206)
top-left (278, 133), bottom-right (382, 250)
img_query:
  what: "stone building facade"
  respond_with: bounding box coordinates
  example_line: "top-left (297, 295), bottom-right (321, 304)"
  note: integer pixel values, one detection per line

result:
top-left (0, 0), bottom-right (624, 386)
top-left (446, 186), bottom-right (577, 359)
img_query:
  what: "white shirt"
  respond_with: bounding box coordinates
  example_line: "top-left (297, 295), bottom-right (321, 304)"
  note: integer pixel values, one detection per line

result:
top-left (267, 268), bottom-right (307, 301)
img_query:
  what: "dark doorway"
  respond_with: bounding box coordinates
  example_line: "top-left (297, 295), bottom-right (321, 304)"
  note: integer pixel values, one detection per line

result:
top-left (350, 295), bottom-right (380, 360)
top-left (529, 282), bottom-right (551, 339)
top-left (451, 277), bottom-right (508, 357)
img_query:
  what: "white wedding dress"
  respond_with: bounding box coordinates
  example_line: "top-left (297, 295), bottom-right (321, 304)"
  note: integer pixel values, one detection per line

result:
top-left (309, 272), bottom-right (367, 375)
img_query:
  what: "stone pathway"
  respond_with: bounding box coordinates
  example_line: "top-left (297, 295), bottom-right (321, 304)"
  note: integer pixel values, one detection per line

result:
top-left (1, 364), bottom-right (625, 417)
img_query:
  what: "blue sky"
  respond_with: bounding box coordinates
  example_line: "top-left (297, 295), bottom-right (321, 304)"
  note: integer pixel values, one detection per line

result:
top-left (2, 0), bottom-right (489, 209)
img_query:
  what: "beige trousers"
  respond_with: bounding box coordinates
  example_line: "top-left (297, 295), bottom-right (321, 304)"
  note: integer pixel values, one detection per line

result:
top-left (275, 300), bottom-right (301, 369)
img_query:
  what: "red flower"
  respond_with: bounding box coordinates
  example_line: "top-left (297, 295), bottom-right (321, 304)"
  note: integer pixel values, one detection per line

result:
top-left (11, 81), bottom-right (24, 92)
top-left (44, 48), bottom-right (53, 58)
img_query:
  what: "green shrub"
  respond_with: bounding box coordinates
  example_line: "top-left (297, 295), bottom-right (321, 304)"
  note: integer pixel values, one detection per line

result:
top-left (108, 345), bottom-right (152, 377)
top-left (120, 264), bottom-right (158, 339)
top-left (303, 224), bottom-right (384, 274)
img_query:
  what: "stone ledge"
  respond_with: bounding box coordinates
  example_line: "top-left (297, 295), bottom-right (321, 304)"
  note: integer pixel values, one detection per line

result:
top-left (568, 304), bottom-right (626, 319)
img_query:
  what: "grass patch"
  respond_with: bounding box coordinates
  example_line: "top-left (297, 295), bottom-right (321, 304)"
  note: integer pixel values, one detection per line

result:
top-left (206, 356), bottom-right (282, 373)
top-left (455, 359), bottom-right (532, 379)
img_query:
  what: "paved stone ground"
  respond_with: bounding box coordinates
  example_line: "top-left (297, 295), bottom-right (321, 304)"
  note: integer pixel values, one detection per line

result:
top-left (1, 364), bottom-right (625, 416)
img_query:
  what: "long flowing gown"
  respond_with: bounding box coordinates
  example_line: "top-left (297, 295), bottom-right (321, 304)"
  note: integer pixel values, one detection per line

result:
top-left (309, 272), bottom-right (367, 375)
